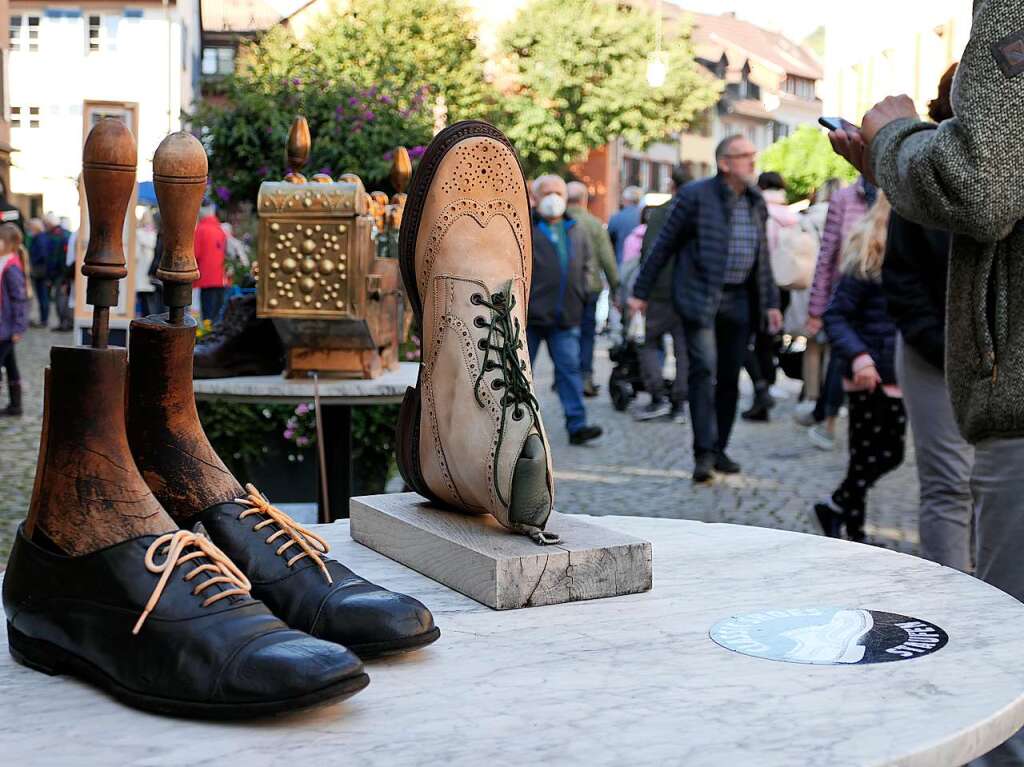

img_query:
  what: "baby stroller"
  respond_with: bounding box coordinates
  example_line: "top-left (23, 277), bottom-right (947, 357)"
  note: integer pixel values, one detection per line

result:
top-left (608, 330), bottom-right (647, 412)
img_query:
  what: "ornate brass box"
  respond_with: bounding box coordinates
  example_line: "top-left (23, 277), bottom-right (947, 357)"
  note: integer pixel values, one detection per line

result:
top-left (254, 118), bottom-right (405, 379)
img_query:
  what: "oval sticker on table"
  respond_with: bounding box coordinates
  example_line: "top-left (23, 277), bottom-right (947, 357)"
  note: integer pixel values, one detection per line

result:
top-left (710, 608), bottom-right (948, 665)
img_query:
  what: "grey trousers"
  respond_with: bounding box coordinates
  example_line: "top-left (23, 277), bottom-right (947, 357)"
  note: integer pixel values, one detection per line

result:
top-left (639, 299), bottom-right (688, 404)
top-left (896, 336), bottom-right (974, 572)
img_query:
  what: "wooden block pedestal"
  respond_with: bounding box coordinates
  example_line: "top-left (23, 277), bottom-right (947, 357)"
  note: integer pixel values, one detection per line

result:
top-left (349, 492), bottom-right (652, 609)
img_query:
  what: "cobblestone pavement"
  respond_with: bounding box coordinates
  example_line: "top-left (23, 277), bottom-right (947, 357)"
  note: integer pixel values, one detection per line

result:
top-left (0, 328), bottom-right (921, 562)
top-left (532, 336), bottom-right (921, 556)
top-left (0, 324), bottom-right (57, 561)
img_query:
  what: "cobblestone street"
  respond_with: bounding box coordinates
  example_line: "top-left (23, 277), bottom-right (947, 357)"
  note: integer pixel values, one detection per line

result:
top-left (0, 328), bottom-right (920, 562)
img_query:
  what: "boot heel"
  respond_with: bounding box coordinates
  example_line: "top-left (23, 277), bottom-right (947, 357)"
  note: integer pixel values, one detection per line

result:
top-left (7, 623), bottom-right (68, 676)
top-left (396, 385), bottom-right (430, 498)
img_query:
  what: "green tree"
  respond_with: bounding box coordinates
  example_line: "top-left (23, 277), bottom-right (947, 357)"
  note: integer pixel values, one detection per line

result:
top-left (496, 0), bottom-right (721, 175)
top-left (759, 125), bottom-right (859, 203)
top-left (189, 0), bottom-right (490, 207)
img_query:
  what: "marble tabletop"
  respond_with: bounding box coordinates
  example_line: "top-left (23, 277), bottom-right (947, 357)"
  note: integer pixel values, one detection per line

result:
top-left (2, 516), bottom-right (1024, 767)
top-left (192, 362), bottom-right (419, 404)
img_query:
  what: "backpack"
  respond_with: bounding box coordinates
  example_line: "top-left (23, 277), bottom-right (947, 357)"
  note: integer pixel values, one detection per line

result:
top-left (770, 216), bottom-right (819, 290)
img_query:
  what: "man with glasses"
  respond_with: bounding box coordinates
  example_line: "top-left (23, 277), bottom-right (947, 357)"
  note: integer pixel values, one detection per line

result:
top-left (630, 135), bottom-right (782, 483)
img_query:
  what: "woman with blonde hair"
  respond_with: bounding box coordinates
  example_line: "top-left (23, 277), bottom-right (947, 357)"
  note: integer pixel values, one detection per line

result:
top-left (815, 193), bottom-right (905, 541)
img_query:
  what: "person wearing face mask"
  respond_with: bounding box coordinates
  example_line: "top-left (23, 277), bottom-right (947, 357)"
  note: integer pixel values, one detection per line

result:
top-left (528, 175), bottom-right (603, 446)
top-left (629, 135), bottom-right (782, 483)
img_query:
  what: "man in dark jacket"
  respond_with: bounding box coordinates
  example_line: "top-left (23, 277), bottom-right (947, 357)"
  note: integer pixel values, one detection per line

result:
top-left (630, 136), bottom-right (782, 482)
top-left (528, 175), bottom-right (602, 446)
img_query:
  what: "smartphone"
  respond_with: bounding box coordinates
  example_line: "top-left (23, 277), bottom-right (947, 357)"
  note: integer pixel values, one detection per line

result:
top-left (818, 116), bottom-right (860, 133)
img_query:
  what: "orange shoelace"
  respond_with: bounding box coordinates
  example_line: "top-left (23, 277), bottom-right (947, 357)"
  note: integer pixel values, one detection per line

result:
top-left (234, 484), bottom-right (333, 585)
top-left (133, 530), bottom-right (252, 635)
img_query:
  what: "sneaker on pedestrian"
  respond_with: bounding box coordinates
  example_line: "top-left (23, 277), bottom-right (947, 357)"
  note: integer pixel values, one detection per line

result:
top-left (569, 424), bottom-right (603, 445)
top-left (671, 403), bottom-right (688, 424)
top-left (714, 452), bottom-right (741, 475)
top-left (793, 401), bottom-right (819, 427)
top-left (582, 374), bottom-right (600, 398)
top-left (808, 423), bottom-right (836, 451)
top-left (634, 398), bottom-right (671, 422)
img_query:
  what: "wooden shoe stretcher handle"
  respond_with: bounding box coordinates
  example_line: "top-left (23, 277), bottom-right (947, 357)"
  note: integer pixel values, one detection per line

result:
top-left (81, 119), bottom-right (138, 348)
top-left (153, 132), bottom-right (208, 325)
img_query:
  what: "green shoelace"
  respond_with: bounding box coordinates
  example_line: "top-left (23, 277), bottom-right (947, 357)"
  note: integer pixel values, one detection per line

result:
top-left (471, 283), bottom-right (540, 508)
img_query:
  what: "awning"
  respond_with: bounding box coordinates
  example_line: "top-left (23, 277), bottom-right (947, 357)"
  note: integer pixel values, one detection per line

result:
top-left (137, 181), bottom-right (157, 206)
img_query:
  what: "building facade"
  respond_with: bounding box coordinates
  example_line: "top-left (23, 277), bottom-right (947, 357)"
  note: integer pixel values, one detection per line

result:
top-left (822, 1), bottom-right (970, 122)
top-left (675, 11), bottom-right (823, 185)
top-left (7, 0), bottom-right (200, 220)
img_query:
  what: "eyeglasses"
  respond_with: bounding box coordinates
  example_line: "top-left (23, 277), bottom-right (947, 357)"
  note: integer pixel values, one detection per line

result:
top-left (723, 152), bottom-right (756, 160)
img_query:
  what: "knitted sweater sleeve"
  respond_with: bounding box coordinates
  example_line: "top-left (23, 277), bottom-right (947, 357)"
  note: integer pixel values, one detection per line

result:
top-left (872, 0), bottom-right (1024, 243)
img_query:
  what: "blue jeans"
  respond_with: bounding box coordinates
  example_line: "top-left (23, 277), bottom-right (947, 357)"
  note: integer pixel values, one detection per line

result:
top-left (813, 350), bottom-right (846, 421)
top-left (200, 287), bottom-right (227, 324)
top-left (33, 278), bottom-right (50, 324)
top-left (683, 287), bottom-right (751, 458)
top-left (527, 325), bottom-right (587, 434)
top-left (580, 293), bottom-right (599, 377)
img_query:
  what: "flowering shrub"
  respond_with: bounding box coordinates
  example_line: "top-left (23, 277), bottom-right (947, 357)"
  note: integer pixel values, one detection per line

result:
top-left (189, 0), bottom-right (492, 207)
top-left (283, 402), bottom-right (317, 449)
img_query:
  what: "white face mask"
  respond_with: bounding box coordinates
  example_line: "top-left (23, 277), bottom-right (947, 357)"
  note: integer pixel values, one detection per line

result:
top-left (537, 193), bottom-right (567, 219)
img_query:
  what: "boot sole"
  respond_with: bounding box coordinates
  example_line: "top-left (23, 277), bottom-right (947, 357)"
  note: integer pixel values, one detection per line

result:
top-left (395, 121), bottom-right (529, 506)
top-left (347, 625), bottom-right (441, 660)
top-left (7, 622), bottom-right (369, 719)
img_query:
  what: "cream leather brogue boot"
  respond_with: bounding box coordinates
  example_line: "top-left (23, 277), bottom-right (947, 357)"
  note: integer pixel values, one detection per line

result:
top-left (397, 121), bottom-right (557, 544)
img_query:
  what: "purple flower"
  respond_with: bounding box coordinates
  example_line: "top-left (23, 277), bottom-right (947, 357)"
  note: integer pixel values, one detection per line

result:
top-left (266, 126), bottom-right (274, 135)
top-left (368, 85), bottom-right (378, 98)
top-left (292, 78), bottom-right (302, 87)
top-left (335, 105), bottom-right (344, 116)
top-left (348, 96), bottom-right (360, 107)
top-left (257, 165), bottom-right (270, 176)
top-left (362, 110), bottom-right (375, 122)
top-left (409, 146), bottom-right (426, 159)
top-left (318, 166), bottom-right (332, 175)
top-left (296, 403), bottom-right (309, 415)
top-left (381, 95), bottom-right (394, 105)
top-left (215, 185), bottom-right (231, 202)
top-left (283, 429), bottom-right (295, 440)
top-left (296, 436), bottom-right (310, 447)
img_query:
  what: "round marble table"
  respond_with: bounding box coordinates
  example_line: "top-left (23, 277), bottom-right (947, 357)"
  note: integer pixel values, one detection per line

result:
top-left (2, 516), bottom-right (1023, 766)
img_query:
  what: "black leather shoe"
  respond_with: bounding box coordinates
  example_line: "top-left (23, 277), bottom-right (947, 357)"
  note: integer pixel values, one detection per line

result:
top-left (197, 486), bottom-right (440, 659)
top-left (714, 453), bottom-right (742, 474)
top-left (194, 293), bottom-right (284, 379)
top-left (741, 403), bottom-right (770, 422)
top-left (814, 502), bottom-right (843, 538)
top-left (845, 509), bottom-right (866, 543)
top-left (569, 425), bottom-right (603, 445)
top-left (693, 454), bottom-right (715, 483)
top-left (3, 525), bottom-right (369, 718)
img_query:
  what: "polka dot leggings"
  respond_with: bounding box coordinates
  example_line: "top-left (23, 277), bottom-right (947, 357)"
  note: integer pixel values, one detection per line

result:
top-left (832, 389), bottom-right (907, 518)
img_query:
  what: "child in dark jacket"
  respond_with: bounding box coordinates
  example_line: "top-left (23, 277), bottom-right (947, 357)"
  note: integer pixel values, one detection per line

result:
top-left (817, 194), bottom-right (905, 542)
top-left (0, 222), bottom-right (29, 416)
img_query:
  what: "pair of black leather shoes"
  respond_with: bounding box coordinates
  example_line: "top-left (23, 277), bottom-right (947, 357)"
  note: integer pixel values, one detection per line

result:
top-left (3, 526), bottom-right (369, 719)
top-left (4, 489), bottom-right (440, 719)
